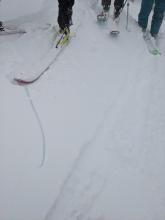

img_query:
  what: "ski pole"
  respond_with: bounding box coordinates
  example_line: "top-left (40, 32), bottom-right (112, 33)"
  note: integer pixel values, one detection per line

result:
top-left (126, 1), bottom-right (130, 31)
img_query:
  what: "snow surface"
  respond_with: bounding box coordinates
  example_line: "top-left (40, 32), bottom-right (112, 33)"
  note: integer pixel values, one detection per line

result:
top-left (0, 0), bottom-right (165, 220)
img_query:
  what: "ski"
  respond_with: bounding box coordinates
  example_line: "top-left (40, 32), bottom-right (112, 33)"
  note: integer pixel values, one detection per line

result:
top-left (129, 17), bottom-right (162, 55)
top-left (110, 30), bottom-right (120, 36)
top-left (13, 66), bottom-right (51, 85)
top-left (97, 10), bottom-right (120, 37)
top-left (109, 18), bottom-right (120, 37)
top-left (13, 29), bottom-right (74, 85)
top-left (155, 33), bottom-right (164, 52)
top-left (55, 27), bottom-right (70, 48)
top-left (143, 31), bottom-right (161, 55)
top-left (0, 29), bottom-right (26, 35)
top-left (97, 11), bottom-right (109, 22)
top-left (0, 24), bottom-right (26, 35)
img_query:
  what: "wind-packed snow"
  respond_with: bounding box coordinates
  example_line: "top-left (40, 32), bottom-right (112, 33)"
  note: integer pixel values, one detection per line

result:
top-left (0, 0), bottom-right (165, 220)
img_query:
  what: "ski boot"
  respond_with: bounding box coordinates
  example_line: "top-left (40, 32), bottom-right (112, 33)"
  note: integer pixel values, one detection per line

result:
top-left (56, 27), bottom-right (70, 48)
top-left (143, 30), bottom-right (161, 55)
top-left (0, 21), bottom-right (4, 31)
top-left (97, 5), bottom-right (110, 22)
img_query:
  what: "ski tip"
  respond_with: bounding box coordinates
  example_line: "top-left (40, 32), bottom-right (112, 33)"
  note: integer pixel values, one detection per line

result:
top-left (149, 48), bottom-right (161, 55)
top-left (110, 31), bottom-right (120, 37)
top-left (0, 29), bottom-right (26, 36)
top-left (153, 51), bottom-right (161, 56)
top-left (13, 78), bottom-right (32, 86)
top-left (156, 49), bottom-right (162, 55)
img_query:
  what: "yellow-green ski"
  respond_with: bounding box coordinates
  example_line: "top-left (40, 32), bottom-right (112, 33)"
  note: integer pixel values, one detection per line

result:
top-left (56, 28), bottom-right (70, 48)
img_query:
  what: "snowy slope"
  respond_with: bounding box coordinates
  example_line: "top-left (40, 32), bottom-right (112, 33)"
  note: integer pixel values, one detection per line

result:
top-left (0, 0), bottom-right (165, 220)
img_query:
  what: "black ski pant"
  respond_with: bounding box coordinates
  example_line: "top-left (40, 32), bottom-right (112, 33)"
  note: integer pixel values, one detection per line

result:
top-left (102, 0), bottom-right (124, 10)
top-left (58, 0), bottom-right (75, 30)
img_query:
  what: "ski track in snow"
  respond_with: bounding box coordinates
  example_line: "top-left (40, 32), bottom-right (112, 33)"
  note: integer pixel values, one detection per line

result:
top-left (0, 0), bottom-right (165, 220)
top-left (24, 86), bottom-right (46, 167)
top-left (44, 48), bottom-right (158, 220)
top-left (44, 1), bottom-right (165, 220)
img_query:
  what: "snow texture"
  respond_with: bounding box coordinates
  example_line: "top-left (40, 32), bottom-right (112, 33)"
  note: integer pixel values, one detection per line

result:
top-left (0, 0), bottom-right (165, 220)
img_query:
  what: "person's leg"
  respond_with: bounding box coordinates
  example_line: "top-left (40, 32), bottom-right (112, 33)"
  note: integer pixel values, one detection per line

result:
top-left (138, 0), bottom-right (154, 30)
top-left (68, 0), bottom-right (75, 8)
top-left (58, 0), bottom-right (74, 30)
top-left (102, 0), bottom-right (111, 11)
top-left (150, 0), bottom-right (165, 36)
top-left (67, 0), bottom-right (75, 26)
top-left (58, 0), bottom-right (67, 30)
top-left (114, 0), bottom-right (124, 9)
top-left (114, 0), bottom-right (124, 18)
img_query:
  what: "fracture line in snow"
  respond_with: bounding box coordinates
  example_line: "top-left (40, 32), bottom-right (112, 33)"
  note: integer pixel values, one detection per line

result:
top-left (43, 44), bottom-right (145, 220)
top-left (44, 3), bottom-right (150, 219)
top-left (44, 81), bottom-right (125, 219)
top-left (24, 86), bottom-right (46, 167)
